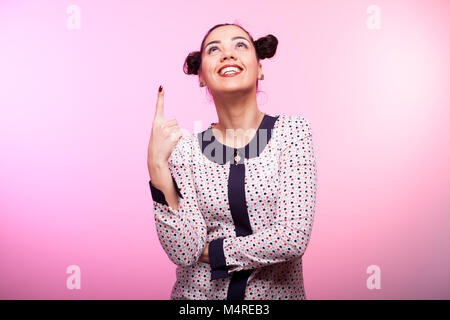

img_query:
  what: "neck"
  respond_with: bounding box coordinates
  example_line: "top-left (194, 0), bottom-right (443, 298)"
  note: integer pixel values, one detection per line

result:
top-left (210, 89), bottom-right (264, 148)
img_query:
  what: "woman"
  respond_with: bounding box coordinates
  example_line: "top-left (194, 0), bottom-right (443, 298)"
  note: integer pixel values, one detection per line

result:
top-left (147, 23), bottom-right (317, 300)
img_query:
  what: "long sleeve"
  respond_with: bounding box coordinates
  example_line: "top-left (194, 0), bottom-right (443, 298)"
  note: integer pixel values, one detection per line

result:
top-left (209, 117), bottom-right (317, 275)
top-left (149, 135), bottom-right (208, 267)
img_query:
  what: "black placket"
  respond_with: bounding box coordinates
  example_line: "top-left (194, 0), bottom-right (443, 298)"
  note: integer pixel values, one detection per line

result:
top-left (226, 158), bottom-right (253, 300)
top-left (198, 114), bottom-right (279, 300)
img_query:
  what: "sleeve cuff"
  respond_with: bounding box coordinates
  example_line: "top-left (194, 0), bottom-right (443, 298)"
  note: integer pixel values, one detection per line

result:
top-left (149, 175), bottom-right (183, 206)
top-left (209, 238), bottom-right (229, 280)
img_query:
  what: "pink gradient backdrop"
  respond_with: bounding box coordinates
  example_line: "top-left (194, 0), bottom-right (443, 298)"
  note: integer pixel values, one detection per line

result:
top-left (1, 0), bottom-right (449, 299)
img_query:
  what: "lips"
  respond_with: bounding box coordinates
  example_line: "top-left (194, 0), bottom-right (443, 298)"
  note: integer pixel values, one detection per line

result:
top-left (218, 64), bottom-right (243, 75)
top-left (219, 70), bottom-right (242, 77)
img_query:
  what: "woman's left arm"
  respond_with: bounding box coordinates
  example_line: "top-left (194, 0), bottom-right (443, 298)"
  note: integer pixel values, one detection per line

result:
top-left (208, 117), bottom-right (317, 276)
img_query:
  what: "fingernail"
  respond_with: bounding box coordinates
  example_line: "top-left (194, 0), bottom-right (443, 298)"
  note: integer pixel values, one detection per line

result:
top-left (159, 85), bottom-right (163, 92)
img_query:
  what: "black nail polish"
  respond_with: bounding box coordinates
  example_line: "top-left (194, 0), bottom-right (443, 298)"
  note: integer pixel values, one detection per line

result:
top-left (159, 85), bottom-right (162, 92)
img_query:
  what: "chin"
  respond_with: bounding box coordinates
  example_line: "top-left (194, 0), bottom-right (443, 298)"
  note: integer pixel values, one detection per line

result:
top-left (218, 81), bottom-right (254, 90)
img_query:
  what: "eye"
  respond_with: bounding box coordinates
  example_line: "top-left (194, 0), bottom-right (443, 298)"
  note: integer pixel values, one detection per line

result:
top-left (237, 41), bottom-right (248, 48)
top-left (208, 46), bottom-right (218, 54)
top-left (207, 41), bottom-right (248, 54)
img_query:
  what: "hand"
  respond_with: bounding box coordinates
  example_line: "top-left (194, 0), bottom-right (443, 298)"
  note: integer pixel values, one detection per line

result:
top-left (199, 243), bottom-right (210, 264)
top-left (147, 86), bottom-right (183, 177)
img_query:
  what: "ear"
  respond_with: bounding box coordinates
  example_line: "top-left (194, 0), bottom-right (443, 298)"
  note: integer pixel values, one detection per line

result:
top-left (198, 67), bottom-right (204, 82)
top-left (258, 62), bottom-right (263, 76)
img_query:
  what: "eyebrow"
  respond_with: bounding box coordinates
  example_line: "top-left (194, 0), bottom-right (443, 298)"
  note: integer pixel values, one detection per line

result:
top-left (204, 36), bottom-right (250, 50)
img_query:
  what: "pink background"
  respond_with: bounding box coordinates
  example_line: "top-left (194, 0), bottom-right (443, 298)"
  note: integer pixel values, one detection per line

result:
top-left (1, 0), bottom-right (449, 299)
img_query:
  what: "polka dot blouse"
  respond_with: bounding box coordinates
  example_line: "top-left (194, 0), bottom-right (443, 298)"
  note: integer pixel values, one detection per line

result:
top-left (149, 113), bottom-right (317, 300)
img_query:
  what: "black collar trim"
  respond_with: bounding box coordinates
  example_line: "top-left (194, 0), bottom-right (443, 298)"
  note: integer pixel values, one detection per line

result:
top-left (197, 114), bottom-right (280, 165)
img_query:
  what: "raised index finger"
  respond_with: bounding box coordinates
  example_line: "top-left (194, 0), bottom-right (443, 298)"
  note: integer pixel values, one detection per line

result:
top-left (154, 85), bottom-right (164, 121)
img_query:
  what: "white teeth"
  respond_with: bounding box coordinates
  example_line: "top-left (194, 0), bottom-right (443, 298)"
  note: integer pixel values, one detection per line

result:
top-left (219, 67), bottom-right (241, 75)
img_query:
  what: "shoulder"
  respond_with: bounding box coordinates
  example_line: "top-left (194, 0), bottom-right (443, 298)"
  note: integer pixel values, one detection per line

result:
top-left (276, 114), bottom-right (316, 163)
top-left (276, 114), bottom-right (313, 142)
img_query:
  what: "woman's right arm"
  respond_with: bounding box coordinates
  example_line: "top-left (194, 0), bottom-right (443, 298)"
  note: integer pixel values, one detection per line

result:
top-left (148, 160), bottom-right (180, 211)
top-left (148, 136), bottom-right (208, 268)
top-left (147, 86), bottom-right (207, 267)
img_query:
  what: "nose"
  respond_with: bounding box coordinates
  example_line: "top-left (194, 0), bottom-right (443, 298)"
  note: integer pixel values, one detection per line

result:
top-left (220, 50), bottom-right (236, 62)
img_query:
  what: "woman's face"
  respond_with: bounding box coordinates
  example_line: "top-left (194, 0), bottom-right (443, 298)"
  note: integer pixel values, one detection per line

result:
top-left (199, 25), bottom-right (262, 96)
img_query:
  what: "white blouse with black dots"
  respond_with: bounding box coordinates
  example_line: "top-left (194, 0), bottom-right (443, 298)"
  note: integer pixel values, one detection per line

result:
top-left (149, 113), bottom-right (317, 300)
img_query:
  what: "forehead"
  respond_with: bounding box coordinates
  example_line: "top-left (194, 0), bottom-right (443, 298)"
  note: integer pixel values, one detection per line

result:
top-left (203, 25), bottom-right (250, 47)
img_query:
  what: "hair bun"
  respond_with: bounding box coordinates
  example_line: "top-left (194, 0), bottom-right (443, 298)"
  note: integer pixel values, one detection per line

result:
top-left (183, 51), bottom-right (201, 75)
top-left (254, 34), bottom-right (278, 60)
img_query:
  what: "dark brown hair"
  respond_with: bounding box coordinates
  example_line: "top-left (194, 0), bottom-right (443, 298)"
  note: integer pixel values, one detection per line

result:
top-left (183, 23), bottom-right (278, 92)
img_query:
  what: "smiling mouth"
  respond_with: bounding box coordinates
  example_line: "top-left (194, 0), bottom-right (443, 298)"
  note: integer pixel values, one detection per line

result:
top-left (218, 70), bottom-right (243, 77)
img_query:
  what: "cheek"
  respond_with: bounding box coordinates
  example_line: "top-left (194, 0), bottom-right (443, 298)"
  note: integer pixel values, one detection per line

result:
top-left (205, 63), bottom-right (218, 77)
top-left (200, 58), bottom-right (215, 76)
top-left (243, 59), bottom-right (259, 75)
